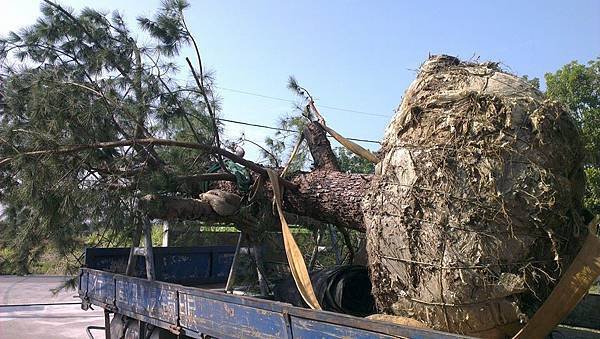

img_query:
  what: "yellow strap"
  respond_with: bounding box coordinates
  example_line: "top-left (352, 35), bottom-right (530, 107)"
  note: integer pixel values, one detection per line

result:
top-left (266, 169), bottom-right (322, 310)
top-left (309, 101), bottom-right (379, 164)
top-left (321, 124), bottom-right (380, 164)
top-left (513, 216), bottom-right (600, 338)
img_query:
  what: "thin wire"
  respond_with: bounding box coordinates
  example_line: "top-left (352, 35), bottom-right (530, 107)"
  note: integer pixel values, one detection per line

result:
top-left (215, 86), bottom-right (393, 118)
top-left (219, 118), bottom-right (295, 133)
top-left (218, 117), bottom-right (382, 144)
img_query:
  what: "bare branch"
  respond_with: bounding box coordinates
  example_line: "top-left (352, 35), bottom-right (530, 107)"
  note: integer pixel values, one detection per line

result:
top-left (185, 57), bottom-right (226, 171)
top-left (286, 77), bottom-right (379, 163)
top-left (1, 138), bottom-right (297, 189)
top-left (243, 137), bottom-right (280, 167)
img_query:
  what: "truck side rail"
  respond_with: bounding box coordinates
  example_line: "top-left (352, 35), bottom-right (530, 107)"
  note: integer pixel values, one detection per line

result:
top-left (79, 268), bottom-right (465, 339)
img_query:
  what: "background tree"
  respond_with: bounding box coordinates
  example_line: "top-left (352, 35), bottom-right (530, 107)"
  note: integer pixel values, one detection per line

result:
top-left (262, 114), bottom-right (311, 170)
top-left (335, 148), bottom-right (375, 174)
top-left (545, 58), bottom-right (600, 214)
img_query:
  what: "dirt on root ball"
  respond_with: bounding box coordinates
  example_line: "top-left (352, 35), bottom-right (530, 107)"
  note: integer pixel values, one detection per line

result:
top-left (363, 55), bottom-right (587, 337)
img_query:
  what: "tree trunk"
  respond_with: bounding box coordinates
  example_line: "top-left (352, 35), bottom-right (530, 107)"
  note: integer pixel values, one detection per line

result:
top-left (142, 167), bottom-right (371, 232)
top-left (285, 170), bottom-right (370, 231)
top-left (141, 121), bottom-right (371, 232)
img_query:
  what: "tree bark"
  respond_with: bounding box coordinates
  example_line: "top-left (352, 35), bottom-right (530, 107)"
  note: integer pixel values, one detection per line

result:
top-left (302, 122), bottom-right (339, 171)
top-left (140, 170), bottom-right (370, 232)
top-left (286, 170), bottom-right (370, 231)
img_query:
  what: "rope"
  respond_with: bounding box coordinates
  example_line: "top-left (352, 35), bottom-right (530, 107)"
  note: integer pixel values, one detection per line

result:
top-left (215, 86), bottom-right (392, 118)
top-left (217, 118), bottom-right (382, 144)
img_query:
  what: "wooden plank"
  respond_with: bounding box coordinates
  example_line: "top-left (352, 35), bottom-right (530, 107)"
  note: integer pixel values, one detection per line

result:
top-left (143, 217), bottom-right (156, 281)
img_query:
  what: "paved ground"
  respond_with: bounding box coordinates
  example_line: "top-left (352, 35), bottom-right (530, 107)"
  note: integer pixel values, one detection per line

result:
top-left (0, 276), bottom-right (105, 339)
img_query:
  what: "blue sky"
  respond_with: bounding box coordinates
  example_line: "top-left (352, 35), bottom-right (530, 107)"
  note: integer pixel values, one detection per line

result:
top-left (2, 1), bottom-right (599, 160)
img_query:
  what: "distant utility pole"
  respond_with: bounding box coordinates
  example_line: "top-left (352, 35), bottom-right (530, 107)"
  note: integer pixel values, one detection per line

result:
top-left (162, 222), bottom-right (169, 247)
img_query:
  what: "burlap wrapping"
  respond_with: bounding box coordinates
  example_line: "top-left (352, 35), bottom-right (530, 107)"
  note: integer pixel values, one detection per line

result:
top-left (363, 55), bottom-right (586, 337)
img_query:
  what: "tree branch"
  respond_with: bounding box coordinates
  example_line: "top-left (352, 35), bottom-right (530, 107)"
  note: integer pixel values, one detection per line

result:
top-left (41, 0), bottom-right (134, 84)
top-left (138, 167), bottom-right (371, 232)
top-left (175, 173), bottom-right (237, 185)
top-left (139, 194), bottom-right (220, 221)
top-left (303, 122), bottom-right (339, 171)
top-left (1, 137), bottom-right (297, 189)
top-left (185, 57), bottom-right (226, 171)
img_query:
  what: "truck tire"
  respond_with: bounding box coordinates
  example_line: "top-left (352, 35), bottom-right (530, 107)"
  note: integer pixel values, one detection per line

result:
top-left (110, 314), bottom-right (179, 339)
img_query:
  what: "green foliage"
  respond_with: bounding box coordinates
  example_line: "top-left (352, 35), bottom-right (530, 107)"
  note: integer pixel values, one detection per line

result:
top-left (521, 75), bottom-right (540, 90)
top-left (584, 167), bottom-right (600, 215)
top-left (545, 58), bottom-right (600, 214)
top-left (0, 1), bottom-right (216, 274)
top-left (546, 59), bottom-right (600, 121)
top-left (137, 0), bottom-right (191, 56)
top-left (263, 114), bottom-right (312, 171)
top-left (335, 147), bottom-right (375, 174)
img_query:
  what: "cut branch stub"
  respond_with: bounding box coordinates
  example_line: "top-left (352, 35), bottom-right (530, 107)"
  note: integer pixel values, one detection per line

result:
top-left (199, 189), bottom-right (241, 216)
top-left (303, 122), bottom-right (340, 171)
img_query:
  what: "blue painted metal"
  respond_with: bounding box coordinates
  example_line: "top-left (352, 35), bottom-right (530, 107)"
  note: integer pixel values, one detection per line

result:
top-left (179, 291), bottom-right (287, 338)
top-left (78, 267), bottom-right (466, 338)
top-left (86, 270), bottom-right (115, 307)
top-left (84, 246), bottom-right (235, 285)
top-left (290, 317), bottom-right (396, 338)
top-left (116, 275), bottom-right (178, 324)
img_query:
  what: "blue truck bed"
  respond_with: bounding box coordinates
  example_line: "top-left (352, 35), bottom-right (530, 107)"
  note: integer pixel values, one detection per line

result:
top-left (79, 268), bottom-right (464, 338)
top-left (78, 247), bottom-right (464, 338)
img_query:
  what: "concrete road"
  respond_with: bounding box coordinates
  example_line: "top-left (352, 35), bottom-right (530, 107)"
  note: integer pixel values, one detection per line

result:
top-left (0, 276), bottom-right (105, 339)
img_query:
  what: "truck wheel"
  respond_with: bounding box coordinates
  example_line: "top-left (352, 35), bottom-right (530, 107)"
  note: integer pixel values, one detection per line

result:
top-left (110, 314), bottom-right (179, 339)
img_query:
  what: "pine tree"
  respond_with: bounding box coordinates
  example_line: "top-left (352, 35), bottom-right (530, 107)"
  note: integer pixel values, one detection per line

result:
top-left (0, 1), bottom-right (368, 275)
top-left (0, 0), bottom-right (217, 273)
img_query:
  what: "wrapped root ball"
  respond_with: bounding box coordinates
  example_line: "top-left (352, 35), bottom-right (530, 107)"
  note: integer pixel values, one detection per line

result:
top-left (363, 55), bottom-right (586, 337)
